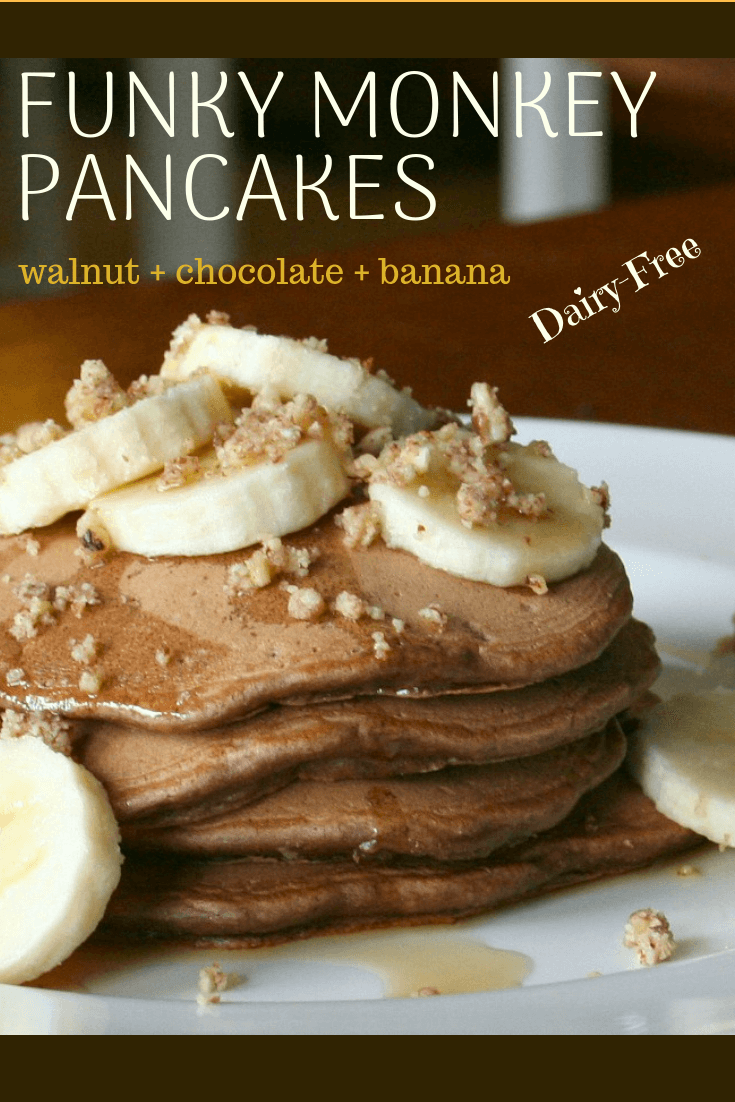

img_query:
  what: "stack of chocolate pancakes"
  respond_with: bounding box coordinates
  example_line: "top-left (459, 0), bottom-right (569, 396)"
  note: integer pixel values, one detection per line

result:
top-left (0, 512), bottom-right (698, 946)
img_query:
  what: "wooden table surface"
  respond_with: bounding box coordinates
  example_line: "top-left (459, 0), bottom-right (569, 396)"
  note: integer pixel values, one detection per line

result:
top-left (1, 181), bottom-right (733, 437)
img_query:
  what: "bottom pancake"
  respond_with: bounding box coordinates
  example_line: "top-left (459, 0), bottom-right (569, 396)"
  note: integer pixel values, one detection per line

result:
top-left (101, 772), bottom-right (700, 947)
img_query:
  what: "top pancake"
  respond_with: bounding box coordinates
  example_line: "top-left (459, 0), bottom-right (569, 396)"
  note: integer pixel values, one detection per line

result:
top-left (0, 514), bottom-right (632, 731)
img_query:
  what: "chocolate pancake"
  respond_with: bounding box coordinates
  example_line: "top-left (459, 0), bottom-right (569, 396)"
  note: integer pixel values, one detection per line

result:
top-left (0, 515), bottom-right (632, 732)
top-left (79, 619), bottom-right (658, 825)
top-left (100, 774), bottom-right (700, 946)
top-left (122, 723), bottom-right (626, 858)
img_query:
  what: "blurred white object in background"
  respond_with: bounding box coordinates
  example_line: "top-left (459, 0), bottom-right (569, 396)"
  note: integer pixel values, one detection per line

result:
top-left (501, 58), bottom-right (610, 223)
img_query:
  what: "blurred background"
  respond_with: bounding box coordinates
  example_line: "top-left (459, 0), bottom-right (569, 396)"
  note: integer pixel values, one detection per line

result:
top-left (2, 57), bottom-right (734, 303)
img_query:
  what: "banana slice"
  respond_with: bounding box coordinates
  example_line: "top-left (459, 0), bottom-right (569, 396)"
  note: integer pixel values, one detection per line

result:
top-left (161, 316), bottom-right (436, 435)
top-left (0, 735), bottom-right (123, 986)
top-left (0, 375), bottom-right (232, 535)
top-left (629, 692), bottom-right (735, 847)
top-left (368, 438), bottom-right (606, 587)
top-left (78, 438), bottom-right (351, 558)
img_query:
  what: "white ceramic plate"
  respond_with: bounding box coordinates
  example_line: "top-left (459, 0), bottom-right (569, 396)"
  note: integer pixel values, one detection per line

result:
top-left (2, 419), bottom-right (734, 1035)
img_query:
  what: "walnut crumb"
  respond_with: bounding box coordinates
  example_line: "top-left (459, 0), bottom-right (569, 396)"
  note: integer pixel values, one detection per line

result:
top-left (372, 631), bottom-right (390, 660)
top-left (6, 668), bottom-right (26, 687)
top-left (591, 483), bottom-right (612, 529)
top-left (469, 382), bottom-right (515, 445)
top-left (157, 454), bottom-right (201, 491)
top-left (288, 587), bottom-right (325, 621)
top-left (1, 421), bottom-right (66, 468)
top-left (21, 536), bottom-right (40, 557)
top-left (215, 392), bottom-right (351, 473)
top-left (155, 647), bottom-right (172, 668)
top-left (334, 591), bottom-right (367, 621)
top-left (8, 576), bottom-right (57, 640)
top-left (79, 668), bottom-right (104, 696)
top-left (65, 360), bottom-right (131, 429)
top-left (526, 574), bottom-right (548, 596)
top-left (336, 503), bottom-right (382, 550)
top-left (226, 539), bottom-right (317, 597)
top-left (126, 374), bottom-right (170, 401)
top-left (623, 909), bottom-right (675, 966)
top-left (412, 987), bottom-right (441, 998)
top-left (391, 618), bottom-right (405, 634)
top-left (70, 634), bottom-right (99, 666)
top-left (418, 606), bottom-right (447, 630)
top-left (197, 963), bottom-right (230, 1008)
top-left (0, 709), bottom-right (73, 756)
top-left (54, 582), bottom-right (101, 618)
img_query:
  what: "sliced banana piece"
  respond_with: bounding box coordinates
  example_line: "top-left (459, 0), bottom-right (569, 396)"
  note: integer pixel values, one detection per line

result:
top-left (629, 691), bottom-right (735, 847)
top-left (0, 375), bottom-right (232, 535)
top-left (368, 442), bottom-right (605, 587)
top-left (0, 735), bottom-right (123, 986)
top-left (78, 438), bottom-right (351, 558)
top-left (161, 316), bottom-right (436, 436)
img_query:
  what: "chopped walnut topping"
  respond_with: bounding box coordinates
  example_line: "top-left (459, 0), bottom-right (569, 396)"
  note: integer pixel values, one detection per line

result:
top-left (336, 503), bottom-right (382, 549)
top-left (79, 668), bottom-right (104, 696)
top-left (469, 382), bottom-right (515, 446)
top-left (21, 536), bottom-right (41, 557)
top-left (225, 539), bottom-right (317, 597)
top-left (206, 310), bottom-right (231, 327)
top-left (334, 591), bottom-right (367, 621)
top-left (1, 709), bottom-right (73, 756)
top-left (418, 605), bottom-right (447, 630)
top-left (70, 634), bottom-right (99, 666)
top-left (65, 360), bottom-right (131, 429)
top-left (372, 631), bottom-right (390, 660)
top-left (8, 576), bottom-right (56, 641)
top-left (287, 587), bottom-right (325, 621)
top-left (197, 963), bottom-right (230, 1008)
top-left (0, 421), bottom-right (67, 472)
top-left (215, 393), bottom-right (352, 473)
top-left (157, 454), bottom-right (201, 492)
top-left (6, 668), bottom-right (26, 687)
top-left (357, 426), bottom-right (394, 457)
top-left (10, 607), bottom-right (46, 642)
top-left (392, 618), bottom-right (405, 634)
top-left (155, 647), bottom-right (172, 668)
top-left (126, 374), bottom-right (170, 401)
top-left (526, 574), bottom-right (549, 596)
top-left (527, 439), bottom-right (554, 459)
top-left (367, 411), bottom-right (547, 531)
top-left (262, 538), bottom-right (316, 579)
top-left (624, 909), bottom-right (675, 966)
top-left (348, 453), bottom-right (380, 481)
top-left (54, 582), bottom-right (101, 618)
top-left (591, 483), bottom-right (612, 529)
top-left (165, 314), bottom-right (205, 364)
